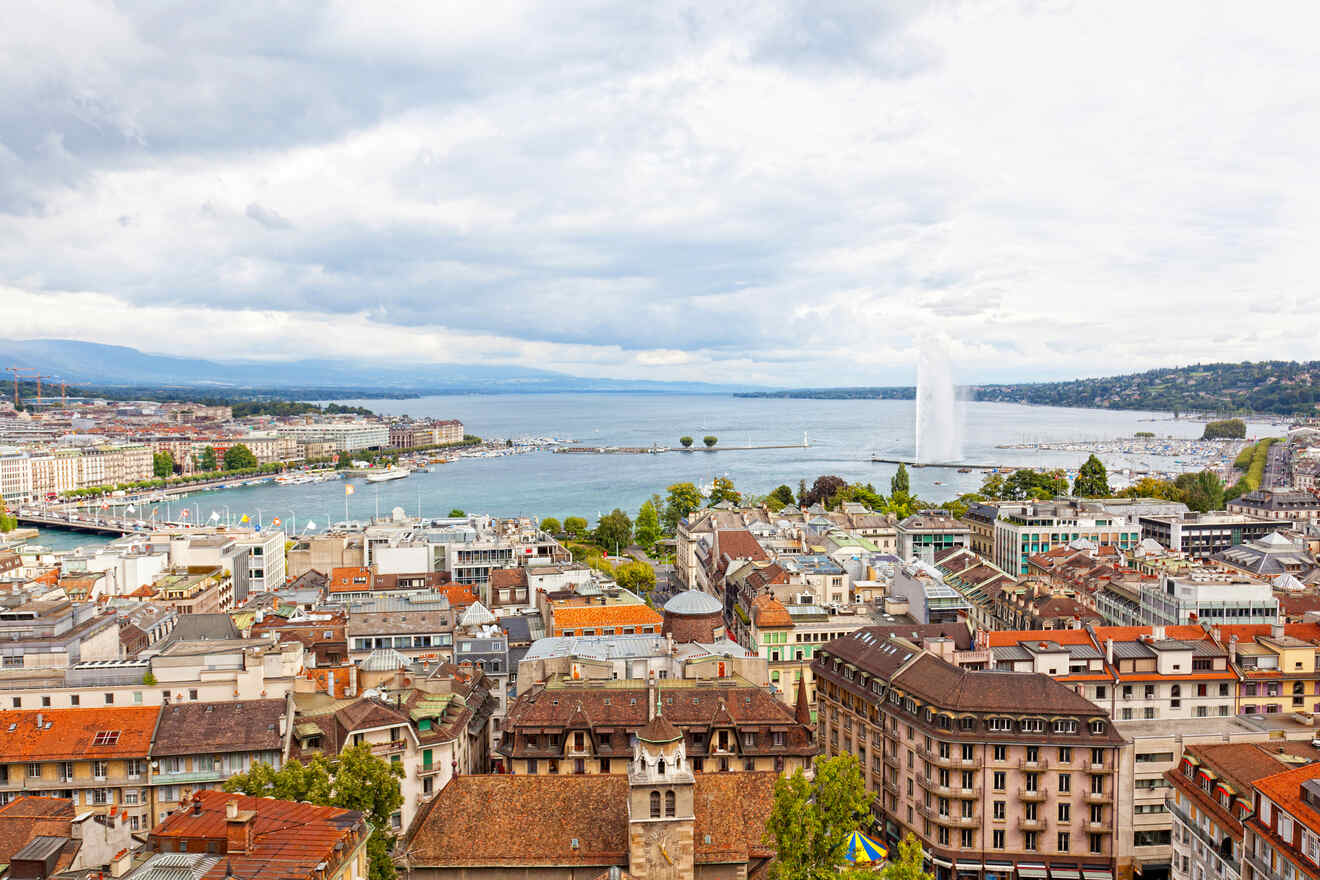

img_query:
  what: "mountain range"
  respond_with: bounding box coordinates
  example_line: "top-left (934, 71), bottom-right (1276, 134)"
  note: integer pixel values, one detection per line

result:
top-left (0, 339), bottom-right (759, 396)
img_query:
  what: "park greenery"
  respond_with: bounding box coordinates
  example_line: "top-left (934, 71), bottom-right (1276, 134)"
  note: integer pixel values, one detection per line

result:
top-left (1226, 437), bottom-right (1279, 499)
top-left (1072, 454), bottom-right (1111, 497)
top-left (764, 754), bottom-right (916, 880)
top-left (1201, 418), bottom-right (1247, 439)
top-left (703, 435), bottom-right (719, 447)
top-left (223, 443), bottom-right (258, 471)
top-left (0, 505), bottom-right (15, 532)
top-left (223, 744), bottom-right (403, 880)
top-left (152, 451), bottom-right (175, 478)
top-left (680, 436), bottom-right (694, 448)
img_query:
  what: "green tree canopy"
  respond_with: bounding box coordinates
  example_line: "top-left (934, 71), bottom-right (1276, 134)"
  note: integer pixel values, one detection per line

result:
top-left (448, 508), bottom-right (466, 517)
top-left (152, 451), bottom-right (175, 478)
top-left (223, 744), bottom-right (403, 880)
top-left (703, 435), bottom-right (718, 447)
top-left (1072, 454), bottom-right (1111, 497)
top-left (764, 755), bottom-right (873, 880)
top-left (197, 446), bottom-right (217, 471)
top-left (891, 462), bottom-right (910, 495)
top-left (800, 475), bottom-right (846, 508)
top-left (594, 508), bottom-right (633, 551)
top-left (539, 516), bottom-right (562, 535)
top-left (614, 560), bottom-right (657, 596)
top-left (634, 500), bottom-right (662, 550)
top-left (662, 483), bottom-right (704, 532)
top-left (680, 436), bottom-right (694, 448)
top-left (223, 444), bottom-right (258, 471)
top-left (1174, 470), bottom-right (1226, 512)
top-left (768, 485), bottom-right (797, 509)
top-left (833, 482), bottom-right (885, 511)
top-left (880, 833), bottom-right (934, 880)
top-left (707, 476), bottom-right (741, 507)
top-left (563, 516), bottom-right (589, 538)
top-left (1202, 418), bottom-right (1247, 440)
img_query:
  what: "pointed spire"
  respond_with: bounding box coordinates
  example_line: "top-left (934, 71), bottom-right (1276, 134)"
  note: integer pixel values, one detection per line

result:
top-left (794, 674), bottom-right (811, 726)
top-left (655, 682), bottom-right (663, 718)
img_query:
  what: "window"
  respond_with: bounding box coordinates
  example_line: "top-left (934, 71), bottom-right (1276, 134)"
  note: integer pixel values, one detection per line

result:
top-left (27, 763), bottom-right (41, 778)
top-left (1024, 831), bottom-right (1038, 851)
top-left (92, 730), bottom-right (121, 746)
top-left (1058, 832), bottom-right (1070, 853)
top-left (962, 744), bottom-right (974, 761)
top-left (993, 745), bottom-right (1006, 762)
top-left (94, 760), bottom-right (108, 779)
top-left (961, 829), bottom-right (974, 848)
top-left (1059, 803), bottom-right (1071, 822)
top-left (993, 801), bottom-right (1005, 820)
top-left (1059, 747), bottom-right (1072, 763)
top-left (993, 771), bottom-right (1006, 791)
top-left (1090, 833), bottom-right (1103, 854)
top-left (104, 693), bottom-right (114, 704)
top-left (665, 791), bottom-right (676, 817)
top-left (1059, 773), bottom-right (1071, 793)
top-left (650, 790), bottom-right (661, 818)
top-left (70, 695), bottom-right (79, 706)
top-left (993, 830), bottom-right (1005, 849)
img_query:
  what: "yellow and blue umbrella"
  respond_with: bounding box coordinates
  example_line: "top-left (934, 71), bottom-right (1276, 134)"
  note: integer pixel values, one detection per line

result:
top-left (842, 830), bottom-right (888, 864)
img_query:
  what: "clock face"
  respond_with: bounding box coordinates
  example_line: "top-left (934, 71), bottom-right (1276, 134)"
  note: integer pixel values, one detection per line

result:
top-left (644, 823), bottom-right (680, 880)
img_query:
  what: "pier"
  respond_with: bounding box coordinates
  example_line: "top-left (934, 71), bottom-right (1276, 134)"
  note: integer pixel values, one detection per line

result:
top-left (554, 442), bottom-right (808, 455)
top-left (870, 457), bottom-right (1006, 471)
top-left (14, 511), bottom-right (189, 536)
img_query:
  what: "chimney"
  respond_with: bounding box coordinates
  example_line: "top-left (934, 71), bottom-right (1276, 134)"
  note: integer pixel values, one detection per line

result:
top-left (1152, 625), bottom-right (1165, 640)
top-left (1230, 635), bottom-right (1239, 665)
top-left (1272, 623), bottom-right (1285, 640)
top-left (225, 799), bottom-right (254, 855)
top-left (36, 713), bottom-right (43, 727)
top-left (1105, 639), bottom-right (1114, 665)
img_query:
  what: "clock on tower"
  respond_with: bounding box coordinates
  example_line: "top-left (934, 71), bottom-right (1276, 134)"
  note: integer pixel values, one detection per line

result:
top-left (628, 684), bottom-right (696, 880)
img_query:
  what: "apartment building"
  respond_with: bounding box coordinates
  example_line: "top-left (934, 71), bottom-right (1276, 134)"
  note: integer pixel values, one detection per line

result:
top-left (345, 595), bottom-right (458, 663)
top-left (995, 501), bottom-right (1142, 577)
top-left (897, 511), bottom-right (972, 564)
top-left (1242, 763), bottom-right (1320, 880)
top-left (1139, 513), bottom-right (1291, 559)
top-left (814, 628), bottom-right (1126, 880)
top-left (147, 699), bottom-right (291, 825)
top-left (499, 675), bottom-right (816, 777)
top-left (891, 560), bottom-right (973, 624)
top-left (275, 421), bottom-right (389, 451)
top-left (515, 633), bottom-right (765, 697)
top-left (1166, 742), bottom-right (1320, 880)
top-left (388, 419), bottom-right (464, 448)
top-left (1228, 489), bottom-right (1320, 527)
top-left (0, 707), bottom-right (159, 831)
top-left (146, 566), bottom-right (234, 614)
top-left (0, 599), bottom-right (120, 670)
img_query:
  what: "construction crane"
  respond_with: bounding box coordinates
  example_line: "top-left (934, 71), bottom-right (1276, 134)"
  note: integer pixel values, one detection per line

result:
top-left (31, 374), bottom-right (51, 405)
top-left (4, 367), bottom-right (34, 408)
top-left (58, 379), bottom-right (67, 404)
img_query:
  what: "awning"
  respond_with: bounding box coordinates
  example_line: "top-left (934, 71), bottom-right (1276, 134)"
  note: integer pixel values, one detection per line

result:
top-left (957, 861), bottom-right (984, 871)
top-left (1082, 871), bottom-right (1113, 880)
top-left (1051, 868), bottom-right (1081, 880)
top-left (1018, 867), bottom-right (1048, 879)
top-left (931, 855), bottom-right (954, 868)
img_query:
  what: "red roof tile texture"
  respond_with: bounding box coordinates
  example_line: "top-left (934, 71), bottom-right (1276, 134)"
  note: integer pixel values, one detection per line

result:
top-left (0, 707), bottom-right (160, 761)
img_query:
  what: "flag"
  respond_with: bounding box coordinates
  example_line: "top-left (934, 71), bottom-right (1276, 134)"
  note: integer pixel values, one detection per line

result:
top-left (345, 485), bottom-right (355, 496)
top-left (306, 521), bottom-right (317, 531)
top-left (209, 511), bottom-right (220, 521)
top-left (126, 505), bottom-right (135, 513)
top-left (271, 517), bottom-right (281, 527)
top-left (240, 514), bottom-right (249, 523)
top-left (180, 509), bottom-right (189, 518)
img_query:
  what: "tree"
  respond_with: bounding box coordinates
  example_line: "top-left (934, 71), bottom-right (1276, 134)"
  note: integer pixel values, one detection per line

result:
top-left (1072, 454), bottom-right (1111, 497)
top-left (891, 462), bottom-right (910, 496)
top-left (707, 476), bottom-right (741, 507)
top-left (448, 508), bottom-right (466, 517)
top-left (800, 475), bottom-right (846, 508)
top-left (142, 671), bottom-right (157, 686)
top-left (563, 516), bottom-right (588, 539)
top-left (152, 451), bottom-right (175, 478)
top-left (223, 444), bottom-right (258, 471)
top-left (540, 517), bottom-right (562, 535)
top-left (703, 435), bottom-right (718, 448)
top-left (680, 436), bottom-right (694, 448)
top-left (662, 483), bottom-right (704, 532)
top-left (1202, 418), bottom-right (1247, 440)
top-left (1175, 470), bottom-right (1226, 512)
top-left (197, 446), bottom-right (217, 472)
top-left (880, 833), bottom-right (934, 880)
top-left (634, 500), bottom-right (662, 550)
top-left (594, 508), bottom-right (633, 552)
top-left (764, 755), bottom-right (873, 880)
top-left (769, 485), bottom-right (797, 509)
top-left (614, 560), bottom-right (657, 596)
top-left (833, 482), bottom-right (885, 511)
top-left (224, 744), bottom-right (402, 880)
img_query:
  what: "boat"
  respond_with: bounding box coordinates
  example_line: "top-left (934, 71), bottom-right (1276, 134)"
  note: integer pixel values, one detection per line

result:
top-left (957, 467), bottom-right (972, 474)
top-left (365, 468), bottom-right (410, 484)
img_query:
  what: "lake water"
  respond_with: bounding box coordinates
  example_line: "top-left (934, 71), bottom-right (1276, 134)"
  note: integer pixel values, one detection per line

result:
top-left (30, 394), bottom-right (1284, 548)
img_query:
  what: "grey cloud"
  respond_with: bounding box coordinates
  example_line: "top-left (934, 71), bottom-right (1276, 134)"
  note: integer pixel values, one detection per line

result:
top-left (245, 203), bottom-right (292, 230)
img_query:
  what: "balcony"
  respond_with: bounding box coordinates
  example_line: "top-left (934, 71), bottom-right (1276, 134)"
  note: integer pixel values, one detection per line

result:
top-left (371, 741), bottom-right (408, 757)
top-left (1084, 790), bottom-right (1109, 805)
top-left (918, 804), bottom-right (981, 828)
top-left (883, 776), bottom-right (899, 795)
top-left (917, 776), bottom-right (980, 799)
top-left (1088, 762), bottom-right (1115, 774)
top-left (1018, 815), bottom-right (1049, 831)
top-left (884, 751), bottom-right (900, 768)
top-left (1020, 787), bottom-right (1048, 802)
top-left (1018, 757), bottom-right (1050, 770)
top-left (1086, 821), bottom-right (1109, 834)
top-left (157, 769), bottom-right (225, 784)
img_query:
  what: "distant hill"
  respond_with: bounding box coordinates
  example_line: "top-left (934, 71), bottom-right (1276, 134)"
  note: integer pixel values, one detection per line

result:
top-left (738, 361), bottom-right (1320, 416)
top-left (0, 339), bottom-right (759, 396)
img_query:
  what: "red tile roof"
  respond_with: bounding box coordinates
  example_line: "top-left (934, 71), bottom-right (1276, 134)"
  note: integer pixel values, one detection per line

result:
top-left (0, 707), bottom-right (160, 761)
top-left (149, 789), bottom-right (367, 880)
top-left (552, 604), bottom-right (662, 635)
top-left (716, 530), bottom-right (768, 562)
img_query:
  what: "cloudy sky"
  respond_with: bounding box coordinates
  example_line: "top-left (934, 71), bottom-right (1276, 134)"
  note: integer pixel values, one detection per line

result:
top-left (3, 0), bottom-right (1319, 386)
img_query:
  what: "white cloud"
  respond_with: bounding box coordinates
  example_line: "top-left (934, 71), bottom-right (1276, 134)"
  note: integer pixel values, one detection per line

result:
top-left (1, 0), bottom-right (1318, 386)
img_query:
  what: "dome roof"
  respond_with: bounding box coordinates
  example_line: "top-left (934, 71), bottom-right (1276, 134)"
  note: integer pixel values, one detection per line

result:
top-left (664, 589), bottom-right (722, 616)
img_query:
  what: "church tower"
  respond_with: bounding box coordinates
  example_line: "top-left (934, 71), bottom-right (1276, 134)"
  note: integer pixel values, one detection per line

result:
top-left (627, 684), bottom-right (696, 880)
